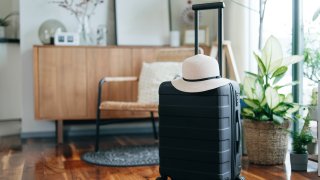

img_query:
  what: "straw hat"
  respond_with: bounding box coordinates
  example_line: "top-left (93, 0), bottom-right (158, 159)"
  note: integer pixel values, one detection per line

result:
top-left (171, 54), bottom-right (231, 92)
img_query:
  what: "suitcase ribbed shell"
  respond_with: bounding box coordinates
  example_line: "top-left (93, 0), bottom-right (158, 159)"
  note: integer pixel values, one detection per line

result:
top-left (158, 81), bottom-right (242, 180)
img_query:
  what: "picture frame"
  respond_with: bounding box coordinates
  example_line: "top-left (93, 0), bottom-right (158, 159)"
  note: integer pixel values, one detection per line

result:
top-left (115, 0), bottom-right (170, 46)
top-left (183, 26), bottom-right (209, 46)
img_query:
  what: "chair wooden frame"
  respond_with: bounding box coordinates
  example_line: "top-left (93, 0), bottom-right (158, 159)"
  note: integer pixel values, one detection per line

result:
top-left (95, 48), bottom-right (195, 152)
top-left (95, 77), bottom-right (159, 152)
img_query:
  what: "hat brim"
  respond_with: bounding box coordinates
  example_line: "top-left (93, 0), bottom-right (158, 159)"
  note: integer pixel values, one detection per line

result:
top-left (171, 78), bottom-right (232, 93)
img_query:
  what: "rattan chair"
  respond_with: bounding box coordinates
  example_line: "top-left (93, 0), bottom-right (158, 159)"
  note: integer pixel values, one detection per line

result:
top-left (95, 48), bottom-right (195, 151)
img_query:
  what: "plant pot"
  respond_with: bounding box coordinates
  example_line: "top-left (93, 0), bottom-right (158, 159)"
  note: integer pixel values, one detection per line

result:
top-left (0, 26), bottom-right (5, 38)
top-left (290, 153), bottom-right (308, 171)
top-left (243, 119), bottom-right (289, 165)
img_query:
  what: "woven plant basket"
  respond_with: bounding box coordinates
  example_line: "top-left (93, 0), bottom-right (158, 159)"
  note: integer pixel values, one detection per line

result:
top-left (243, 119), bottom-right (289, 165)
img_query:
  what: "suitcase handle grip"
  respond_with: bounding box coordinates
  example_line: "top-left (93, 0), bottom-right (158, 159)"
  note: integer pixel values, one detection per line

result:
top-left (192, 2), bottom-right (225, 10)
top-left (192, 2), bottom-right (225, 76)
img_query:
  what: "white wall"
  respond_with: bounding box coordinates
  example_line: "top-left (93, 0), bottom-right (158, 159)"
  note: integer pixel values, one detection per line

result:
top-left (0, 44), bottom-right (21, 120)
top-left (0, 0), bottom-right (21, 120)
top-left (0, 0), bottom-right (14, 17)
top-left (19, 0), bottom-right (257, 133)
top-left (20, 0), bottom-right (108, 133)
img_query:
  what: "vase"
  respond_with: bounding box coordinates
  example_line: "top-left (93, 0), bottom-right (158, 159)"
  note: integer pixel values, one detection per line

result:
top-left (243, 120), bottom-right (289, 165)
top-left (78, 16), bottom-right (93, 45)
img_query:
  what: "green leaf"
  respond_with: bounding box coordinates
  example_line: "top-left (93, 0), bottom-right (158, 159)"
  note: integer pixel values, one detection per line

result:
top-left (243, 98), bottom-right (259, 109)
top-left (243, 76), bottom-right (256, 99)
top-left (269, 58), bottom-right (283, 74)
top-left (273, 114), bottom-right (284, 124)
top-left (260, 96), bottom-right (267, 106)
top-left (279, 94), bottom-right (285, 102)
top-left (273, 73), bottom-right (285, 85)
top-left (242, 108), bottom-right (255, 118)
top-left (266, 87), bottom-right (280, 109)
top-left (281, 55), bottom-right (304, 66)
top-left (254, 79), bottom-right (264, 102)
top-left (313, 7), bottom-right (320, 21)
top-left (274, 81), bottom-right (299, 90)
top-left (262, 36), bottom-right (283, 73)
top-left (285, 93), bottom-right (293, 103)
top-left (245, 71), bottom-right (260, 78)
top-left (273, 104), bottom-right (290, 113)
top-left (253, 52), bottom-right (266, 75)
top-left (260, 115), bottom-right (270, 121)
top-left (286, 103), bottom-right (300, 115)
top-left (271, 66), bottom-right (288, 79)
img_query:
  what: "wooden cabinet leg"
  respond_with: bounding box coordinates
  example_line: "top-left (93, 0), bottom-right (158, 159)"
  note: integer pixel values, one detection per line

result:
top-left (56, 120), bottom-right (64, 144)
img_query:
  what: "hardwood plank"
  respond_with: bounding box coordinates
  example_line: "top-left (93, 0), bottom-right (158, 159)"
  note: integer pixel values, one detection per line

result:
top-left (1, 134), bottom-right (319, 180)
top-left (0, 168), bottom-right (24, 180)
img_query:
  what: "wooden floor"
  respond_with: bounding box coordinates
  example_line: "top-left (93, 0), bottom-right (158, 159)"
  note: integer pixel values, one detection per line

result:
top-left (0, 134), bottom-right (319, 180)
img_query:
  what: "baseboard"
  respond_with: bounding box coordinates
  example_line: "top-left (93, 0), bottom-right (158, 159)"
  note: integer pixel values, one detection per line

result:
top-left (0, 118), bottom-right (21, 122)
top-left (21, 131), bottom-right (56, 138)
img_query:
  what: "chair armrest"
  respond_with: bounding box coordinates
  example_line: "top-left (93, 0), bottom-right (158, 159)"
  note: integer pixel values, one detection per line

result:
top-left (102, 76), bottom-right (138, 82)
top-left (97, 76), bottom-right (138, 108)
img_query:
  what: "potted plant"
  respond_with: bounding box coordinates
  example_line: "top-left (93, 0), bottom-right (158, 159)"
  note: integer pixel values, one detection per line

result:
top-left (290, 113), bottom-right (313, 171)
top-left (0, 12), bottom-right (17, 38)
top-left (241, 36), bottom-right (303, 165)
top-left (304, 44), bottom-right (320, 116)
top-left (306, 90), bottom-right (318, 154)
top-left (303, 16), bottom-right (320, 153)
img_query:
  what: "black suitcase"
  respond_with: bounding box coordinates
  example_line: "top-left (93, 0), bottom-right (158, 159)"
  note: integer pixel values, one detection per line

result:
top-left (157, 2), bottom-right (243, 180)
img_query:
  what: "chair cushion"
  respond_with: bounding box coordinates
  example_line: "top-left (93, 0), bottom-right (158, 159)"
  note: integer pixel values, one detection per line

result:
top-left (100, 101), bottom-right (158, 112)
top-left (138, 62), bottom-right (182, 103)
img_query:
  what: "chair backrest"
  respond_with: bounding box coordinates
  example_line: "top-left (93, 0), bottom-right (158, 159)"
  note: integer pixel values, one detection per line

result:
top-left (156, 48), bottom-right (196, 62)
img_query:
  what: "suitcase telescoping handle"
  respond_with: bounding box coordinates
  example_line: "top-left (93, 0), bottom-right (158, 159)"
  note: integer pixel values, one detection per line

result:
top-left (192, 2), bottom-right (225, 76)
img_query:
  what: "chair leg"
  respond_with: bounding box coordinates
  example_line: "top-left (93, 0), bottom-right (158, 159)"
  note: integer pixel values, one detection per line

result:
top-left (150, 112), bottom-right (158, 140)
top-left (95, 108), bottom-right (101, 152)
top-left (95, 79), bottom-right (105, 152)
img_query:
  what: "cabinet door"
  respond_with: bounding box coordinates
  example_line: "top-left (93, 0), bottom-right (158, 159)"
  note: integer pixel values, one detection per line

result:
top-left (37, 47), bottom-right (87, 119)
top-left (87, 48), bottom-right (151, 119)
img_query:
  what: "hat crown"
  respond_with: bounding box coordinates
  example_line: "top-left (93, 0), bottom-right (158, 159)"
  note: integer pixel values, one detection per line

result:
top-left (182, 54), bottom-right (220, 80)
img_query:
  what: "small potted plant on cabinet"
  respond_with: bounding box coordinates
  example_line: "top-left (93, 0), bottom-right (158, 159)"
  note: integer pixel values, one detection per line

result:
top-left (241, 36), bottom-right (303, 165)
top-left (290, 113), bottom-right (313, 171)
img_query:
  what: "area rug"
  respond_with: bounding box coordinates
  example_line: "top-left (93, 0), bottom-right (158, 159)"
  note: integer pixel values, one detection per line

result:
top-left (82, 144), bottom-right (159, 167)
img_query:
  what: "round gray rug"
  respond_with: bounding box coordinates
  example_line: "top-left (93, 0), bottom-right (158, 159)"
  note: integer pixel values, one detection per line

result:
top-left (82, 144), bottom-right (159, 167)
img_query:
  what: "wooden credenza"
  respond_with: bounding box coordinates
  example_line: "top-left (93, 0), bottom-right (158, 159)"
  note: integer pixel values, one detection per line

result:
top-left (33, 45), bottom-right (209, 142)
